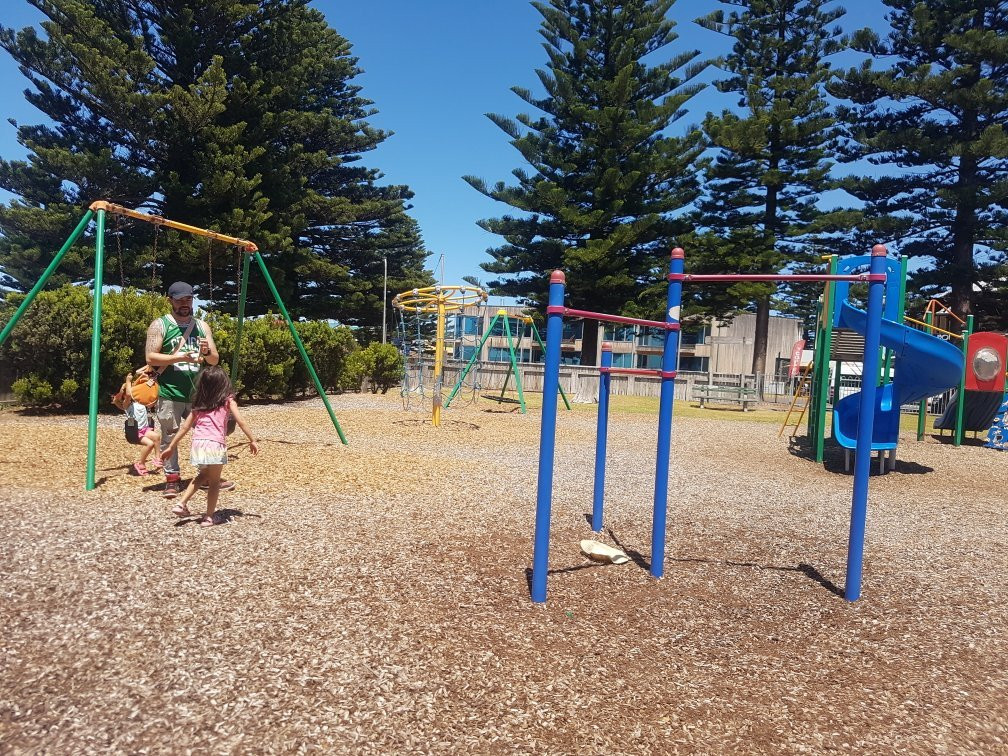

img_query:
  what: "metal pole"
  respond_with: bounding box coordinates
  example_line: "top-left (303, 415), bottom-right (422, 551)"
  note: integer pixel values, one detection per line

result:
top-left (502, 311), bottom-right (527, 413)
top-left (592, 343), bottom-right (613, 532)
top-left (954, 315), bottom-right (973, 447)
top-left (382, 256), bottom-right (387, 344)
top-left (530, 321), bottom-right (572, 410)
top-left (844, 244), bottom-right (888, 601)
top-left (253, 252), bottom-right (348, 445)
top-left (917, 310), bottom-right (933, 441)
top-left (85, 209), bottom-right (107, 491)
top-left (651, 247), bottom-right (683, 579)
top-left (230, 251), bottom-right (251, 384)
top-left (0, 210), bottom-right (94, 347)
top-left (444, 312), bottom-right (500, 408)
top-left (432, 297), bottom-right (446, 427)
top-left (531, 270), bottom-right (566, 603)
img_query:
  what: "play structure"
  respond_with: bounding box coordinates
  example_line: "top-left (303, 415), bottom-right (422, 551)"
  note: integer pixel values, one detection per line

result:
top-left (533, 245), bottom-right (926, 605)
top-left (801, 256), bottom-right (1004, 459)
top-left (444, 309), bottom-right (571, 414)
top-left (392, 284), bottom-right (487, 427)
top-left (0, 201), bottom-right (348, 490)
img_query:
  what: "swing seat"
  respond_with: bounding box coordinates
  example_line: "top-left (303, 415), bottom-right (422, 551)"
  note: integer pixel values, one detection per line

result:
top-left (482, 393), bottom-right (522, 404)
top-left (580, 539), bottom-right (630, 565)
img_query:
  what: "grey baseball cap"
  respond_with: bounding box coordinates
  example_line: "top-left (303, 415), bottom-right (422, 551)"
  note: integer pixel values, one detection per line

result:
top-left (167, 281), bottom-right (193, 299)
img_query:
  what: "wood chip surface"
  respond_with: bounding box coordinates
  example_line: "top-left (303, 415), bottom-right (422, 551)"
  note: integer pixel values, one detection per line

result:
top-left (1, 394), bottom-right (1005, 754)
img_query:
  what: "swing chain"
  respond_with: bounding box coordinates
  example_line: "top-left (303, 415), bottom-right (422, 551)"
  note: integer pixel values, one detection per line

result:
top-left (115, 212), bottom-right (126, 289)
top-left (151, 223), bottom-right (159, 291)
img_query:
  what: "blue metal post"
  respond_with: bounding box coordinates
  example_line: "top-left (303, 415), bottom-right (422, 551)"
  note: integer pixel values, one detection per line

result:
top-left (592, 343), bottom-right (613, 532)
top-left (531, 271), bottom-right (567, 603)
top-left (651, 248), bottom-right (684, 579)
top-left (845, 244), bottom-right (888, 601)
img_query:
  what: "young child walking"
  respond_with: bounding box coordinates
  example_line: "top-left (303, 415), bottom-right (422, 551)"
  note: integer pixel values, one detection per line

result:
top-left (162, 365), bottom-right (258, 527)
top-left (111, 373), bottom-right (163, 476)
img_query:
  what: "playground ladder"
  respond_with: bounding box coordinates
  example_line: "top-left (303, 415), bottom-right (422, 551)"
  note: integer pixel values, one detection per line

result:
top-left (779, 361), bottom-right (814, 438)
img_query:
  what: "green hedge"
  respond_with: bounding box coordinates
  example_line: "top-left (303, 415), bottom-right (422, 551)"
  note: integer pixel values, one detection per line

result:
top-left (0, 285), bottom-right (374, 408)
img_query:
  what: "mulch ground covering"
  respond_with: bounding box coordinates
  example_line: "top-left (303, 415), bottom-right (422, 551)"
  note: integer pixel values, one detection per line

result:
top-left (1, 393), bottom-right (1005, 753)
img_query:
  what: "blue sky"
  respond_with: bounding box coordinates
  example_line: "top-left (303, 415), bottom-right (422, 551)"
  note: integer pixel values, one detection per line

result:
top-left (0, 0), bottom-right (891, 294)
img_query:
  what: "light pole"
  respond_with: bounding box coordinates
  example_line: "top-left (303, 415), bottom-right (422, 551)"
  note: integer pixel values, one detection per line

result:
top-left (382, 255), bottom-right (388, 344)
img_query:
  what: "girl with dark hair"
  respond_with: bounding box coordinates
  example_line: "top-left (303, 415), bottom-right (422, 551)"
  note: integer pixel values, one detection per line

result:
top-left (162, 365), bottom-right (258, 526)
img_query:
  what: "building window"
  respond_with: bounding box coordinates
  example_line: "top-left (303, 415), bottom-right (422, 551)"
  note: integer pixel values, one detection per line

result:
top-left (560, 354), bottom-right (582, 365)
top-left (611, 352), bottom-right (633, 368)
top-left (636, 326), bottom-right (665, 348)
top-left (454, 345), bottom-right (478, 361)
top-left (603, 325), bottom-right (635, 342)
top-left (562, 321), bottom-right (583, 340)
top-left (637, 353), bottom-right (662, 370)
top-left (678, 356), bottom-right (709, 372)
top-left (679, 326), bottom-right (706, 346)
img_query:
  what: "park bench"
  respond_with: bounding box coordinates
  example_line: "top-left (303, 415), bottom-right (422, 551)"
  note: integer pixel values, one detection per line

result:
top-left (691, 383), bottom-right (759, 411)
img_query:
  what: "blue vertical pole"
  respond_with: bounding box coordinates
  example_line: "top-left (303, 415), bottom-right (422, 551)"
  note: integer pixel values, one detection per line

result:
top-left (531, 271), bottom-right (566, 603)
top-left (592, 343), bottom-right (613, 532)
top-left (651, 248), bottom-right (684, 579)
top-left (845, 244), bottom-right (888, 601)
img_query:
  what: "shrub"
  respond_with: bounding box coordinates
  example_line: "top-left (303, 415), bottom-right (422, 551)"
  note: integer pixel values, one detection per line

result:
top-left (358, 342), bottom-right (403, 394)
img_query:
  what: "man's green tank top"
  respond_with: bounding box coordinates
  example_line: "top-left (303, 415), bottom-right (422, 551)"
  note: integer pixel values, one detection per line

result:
top-left (159, 315), bottom-right (206, 401)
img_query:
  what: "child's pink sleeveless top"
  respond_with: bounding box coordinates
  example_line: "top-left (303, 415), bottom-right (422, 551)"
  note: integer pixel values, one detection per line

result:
top-left (192, 396), bottom-right (232, 444)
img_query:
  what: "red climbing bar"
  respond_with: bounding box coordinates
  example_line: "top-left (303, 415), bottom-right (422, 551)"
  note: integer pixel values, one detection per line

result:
top-left (670, 273), bottom-right (886, 283)
top-left (546, 306), bottom-right (680, 331)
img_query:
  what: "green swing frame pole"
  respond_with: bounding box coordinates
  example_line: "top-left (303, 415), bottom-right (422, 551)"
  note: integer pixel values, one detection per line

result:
top-left (444, 311), bottom-right (501, 409)
top-left (252, 252), bottom-right (348, 445)
top-left (811, 255), bottom-right (838, 463)
top-left (917, 309), bottom-right (934, 440)
top-left (501, 313), bottom-right (527, 413)
top-left (85, 209), bottom-right (108, 490)
top-left (0, 210), bottom-right (94, 347)
top-left (953, 314), bottom-right (974, 447)
top-left (530, 320), bottom-right (571, 410)
top-left (229, 251), bottom-right (251, 383)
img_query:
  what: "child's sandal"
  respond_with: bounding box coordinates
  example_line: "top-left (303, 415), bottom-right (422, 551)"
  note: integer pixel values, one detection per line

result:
top-left (200, 513), bottom-right (224, 528)
top-left (171, 504), bottom-right (191, 517)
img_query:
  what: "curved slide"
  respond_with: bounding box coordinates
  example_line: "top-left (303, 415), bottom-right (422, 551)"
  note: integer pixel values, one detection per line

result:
top-left (831, 300), bottom-right (965, 450)
top-left (933, 389), bottom-right (1005, 432)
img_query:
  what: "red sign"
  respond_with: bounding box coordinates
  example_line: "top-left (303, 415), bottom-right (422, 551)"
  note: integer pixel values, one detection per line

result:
top-left (788, 340), bottom-right (806, 378)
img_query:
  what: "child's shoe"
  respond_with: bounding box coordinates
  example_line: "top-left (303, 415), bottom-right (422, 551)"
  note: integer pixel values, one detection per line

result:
top-left (132, 462), bottom-right (149, 476)
top-left (147, 457), bottom-right (163, 471)
top-left (162, 473), bottom-right (181, 498)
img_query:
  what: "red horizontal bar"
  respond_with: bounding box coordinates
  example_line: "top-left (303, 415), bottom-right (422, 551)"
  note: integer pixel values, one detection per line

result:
top-left (600, 367), bottom-right (676, 378)
top-left (670, 273), bottom-right (886, 283)
top-left (547, 306), bottom-right (680, 331)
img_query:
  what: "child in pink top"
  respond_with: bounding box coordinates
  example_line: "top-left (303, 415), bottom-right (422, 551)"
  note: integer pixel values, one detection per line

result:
top-left (163, 365), bottom-right (258, 526)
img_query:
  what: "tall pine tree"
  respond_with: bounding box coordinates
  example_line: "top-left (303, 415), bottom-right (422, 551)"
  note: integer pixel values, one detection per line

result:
top-left (466, 0), bottom-right (705, 365)
top-left (830, 0), bottom-right (1008, 327)
top-left (695, 0), bottom-right (845, 376)
top-left (0, 0), bottom-right (431, 328)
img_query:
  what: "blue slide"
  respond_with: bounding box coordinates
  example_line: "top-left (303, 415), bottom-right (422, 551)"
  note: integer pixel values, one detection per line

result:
top-left (832, 300), bottom-right (965, 451)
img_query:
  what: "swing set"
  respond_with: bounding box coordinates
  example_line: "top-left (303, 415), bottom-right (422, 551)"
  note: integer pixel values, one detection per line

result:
top-left (0, 200), bottom-right (348, 491)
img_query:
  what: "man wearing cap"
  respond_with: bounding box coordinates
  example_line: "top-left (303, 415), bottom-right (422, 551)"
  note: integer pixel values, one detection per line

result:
top-left (145, 282), bottom-right (234, 498)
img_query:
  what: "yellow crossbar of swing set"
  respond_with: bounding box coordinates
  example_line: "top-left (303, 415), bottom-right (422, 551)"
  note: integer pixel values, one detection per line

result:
top-left (903, 315), bottom-right (963, 340)
top-left (89, 201), bottom-right (258, 251)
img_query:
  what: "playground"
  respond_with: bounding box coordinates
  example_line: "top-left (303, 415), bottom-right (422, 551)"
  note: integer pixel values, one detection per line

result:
top-left (1, 392), bottom-right (1005, 753)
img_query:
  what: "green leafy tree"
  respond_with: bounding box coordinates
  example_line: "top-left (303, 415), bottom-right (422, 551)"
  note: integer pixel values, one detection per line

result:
top-left (694, 0), bottom-right (846, 375)
top-left (357, 342), bottom-right (402, 394)
top-left (830, 0), bottom-right (1008, 327)
top-left (466, 0), bottom-right (705, 365)
top-left (0, 0), bottom-right (431, 327)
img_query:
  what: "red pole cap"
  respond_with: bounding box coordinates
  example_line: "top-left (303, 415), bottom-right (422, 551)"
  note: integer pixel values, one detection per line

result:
top-left (670, 247), bottom-right (685, 259)
top-left (871, 244), bottom-right (888, 256)
top-left (550, 270), bottom-right (566, 284)
top-left (601, 342), bottom-right (612, 352)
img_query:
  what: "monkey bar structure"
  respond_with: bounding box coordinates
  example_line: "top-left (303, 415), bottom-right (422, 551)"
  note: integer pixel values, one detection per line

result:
top-left (0, 200), bottom-right (348, 491)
